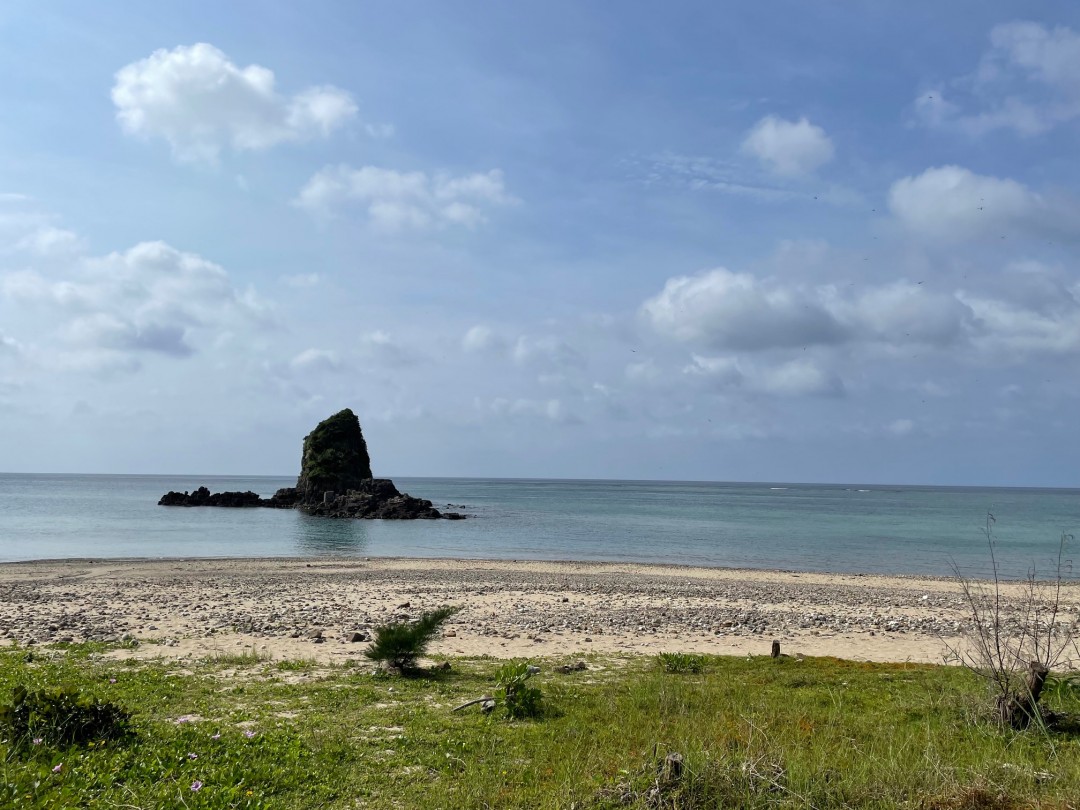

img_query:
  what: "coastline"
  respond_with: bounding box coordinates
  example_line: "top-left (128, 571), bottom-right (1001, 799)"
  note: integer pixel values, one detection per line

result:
top-left (3, 556), bottom-right (1077, 665)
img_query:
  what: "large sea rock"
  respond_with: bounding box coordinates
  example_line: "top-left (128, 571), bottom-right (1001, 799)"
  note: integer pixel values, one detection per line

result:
top-left (158, 409), bottom-right (462, 520)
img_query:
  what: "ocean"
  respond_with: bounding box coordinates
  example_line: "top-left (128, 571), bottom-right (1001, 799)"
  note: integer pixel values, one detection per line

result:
top-left (0, 474), bottom-right (1077, 578)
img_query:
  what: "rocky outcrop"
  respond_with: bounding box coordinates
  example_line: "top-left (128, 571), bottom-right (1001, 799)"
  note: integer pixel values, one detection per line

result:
top-left (158, 487), bottom-right (263, 507)
top-left (303, 478), bottom-right (442, 519)
top-left (295, 409), bottom-right (373, 502)
top-left (158, 409), bottom-right (464, 520)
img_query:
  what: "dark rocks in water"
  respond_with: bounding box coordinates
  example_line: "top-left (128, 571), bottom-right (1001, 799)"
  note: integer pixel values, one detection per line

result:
top-left (264, 487), bottom-right (302, 509)
top-left (158, 487), bottom-right (262, 507)
top-left (295, 409), bottom-right (373, 503)
top-left (303, 478), bottom-right (443, 519)
top-left (158, 408), bottom-right (464, 520)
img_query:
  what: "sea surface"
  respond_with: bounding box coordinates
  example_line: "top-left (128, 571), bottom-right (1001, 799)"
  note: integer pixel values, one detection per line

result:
top-left (0, 474), bottom-right (1078, 578)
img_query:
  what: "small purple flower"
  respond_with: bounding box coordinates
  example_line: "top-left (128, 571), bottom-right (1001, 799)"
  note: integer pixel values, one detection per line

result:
top-left (191, 780), bottom-right (203, 792)
top-left (243, 730), bottom-right (256, 738)
top-left (52, 763), bottom-right (62, 774)
top-left (188, 752), bottom-right (198, 760)
top-left (210, 733), bottom-right (221, 740)
top-left (32, 737), bottom-right (43, 746)
top-left (109, 678), bottom-right (117, 684)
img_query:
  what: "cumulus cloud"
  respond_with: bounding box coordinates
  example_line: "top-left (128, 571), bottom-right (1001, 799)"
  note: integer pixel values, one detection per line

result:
top-left (290, 348), bottom-right (343, 373)
top-left (294, 165), bottom-right (515, 230)
top-left (462, 325), bottom-right (505, 353)
top-left (0, 334), bottom-right (21, 355)
top-left (750, 359), bottom-right (844, 397)
top-left (913, 21), bottom-right (1080, 135)
top-left (112, 43), bottom-right (357, 162)
top-left (886, 165), bottom-right (1073, 241)
top-left (641, 267), bottom-right (846, 350)
top-left (643, 263), bottom-right (1080, 360)
top-left (357, 330), bottom-right (416, 366)
top-left (15, 226), bottom-right (83, 257)
top-left (683, 354), bottom-right (842, 397)
top-left (486, 396), bottom-right (579, 424)
top-left (741, 116), bottom-right (835, 176)
top-left (2, 240), bottom-right (274, 366)
top-left (512, 335), bottom-right (585, 370)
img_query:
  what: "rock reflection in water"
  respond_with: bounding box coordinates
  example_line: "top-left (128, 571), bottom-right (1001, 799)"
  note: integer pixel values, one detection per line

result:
top-left (292, 513), bottom-right (371, 555)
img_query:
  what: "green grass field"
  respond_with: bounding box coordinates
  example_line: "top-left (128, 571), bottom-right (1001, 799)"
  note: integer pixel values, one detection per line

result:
top-left (2, 644), bottom-right (1079, 808)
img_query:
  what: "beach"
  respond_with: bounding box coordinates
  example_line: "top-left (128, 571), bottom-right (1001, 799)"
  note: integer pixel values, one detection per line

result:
top-left (3, 557), bottom-right (1076, 665)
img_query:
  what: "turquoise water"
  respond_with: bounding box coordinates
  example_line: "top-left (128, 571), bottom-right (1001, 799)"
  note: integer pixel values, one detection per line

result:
top-left (0, 474), bottom-right (1077, 578)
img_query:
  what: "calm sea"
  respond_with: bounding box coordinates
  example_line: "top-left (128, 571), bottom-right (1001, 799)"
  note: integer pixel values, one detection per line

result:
top-left (0, 474), bottom-right (1077, 578)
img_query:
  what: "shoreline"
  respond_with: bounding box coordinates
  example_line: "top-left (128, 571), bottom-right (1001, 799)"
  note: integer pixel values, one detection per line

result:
top-left (2, 556), bottom-right (1077, 666)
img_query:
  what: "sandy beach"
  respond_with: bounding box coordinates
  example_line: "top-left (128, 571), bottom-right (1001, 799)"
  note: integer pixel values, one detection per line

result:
top-left (1, 557), bottom-right (1077, 666)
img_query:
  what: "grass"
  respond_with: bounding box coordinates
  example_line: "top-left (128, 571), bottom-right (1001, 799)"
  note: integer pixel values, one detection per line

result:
top-left (2, 645), bottom-right (1080, 808)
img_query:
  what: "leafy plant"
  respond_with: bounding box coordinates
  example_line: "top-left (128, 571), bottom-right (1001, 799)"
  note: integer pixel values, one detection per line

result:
top-left (364, 606), bottom-right (459, 671)
top-left (0, 685), bottom-right (133, 751)
top-left (495, 660), bottom-right (543, 719)
top-left (657, 652), bottom-right (708, 674)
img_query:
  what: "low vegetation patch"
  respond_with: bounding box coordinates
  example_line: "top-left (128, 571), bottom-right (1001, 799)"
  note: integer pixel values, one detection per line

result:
top-left (364, 605), bottom-right (459, 671)
top-left (2, 645), bottom-right (1080, 808)
top-left (656, 651), bottom-right (708, 674)
top-left (495, 659), bottom-right (544, 719)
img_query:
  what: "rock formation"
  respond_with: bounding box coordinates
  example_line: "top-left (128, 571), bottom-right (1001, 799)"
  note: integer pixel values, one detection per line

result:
top-left (158, 409), bottom-right (464, 520)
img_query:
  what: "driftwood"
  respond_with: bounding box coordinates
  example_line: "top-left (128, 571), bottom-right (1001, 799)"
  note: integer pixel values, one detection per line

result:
top-left (998, 660), bottom-right (1050, 729)
top-left (452, 695), bottom-right (495, 713)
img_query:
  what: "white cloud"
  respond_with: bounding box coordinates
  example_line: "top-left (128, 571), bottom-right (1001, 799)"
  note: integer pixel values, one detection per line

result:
top-left (741, 116), bottom-right (835, 176)
top-left (512, 335), bottom-right (585, 369)
top-left (641, 267), bottom-right (846, 350)
top-left (643, 263), bottom-right (1080, 361)
top-left (290, 348), bottom-right (342, 373)
top-left (683, 354), bottom-right (841, 397)
top-left (112, 43), bottom-right (357, 162)
top-left (487, 396), bottom-right (579, 424)
top-left (462, 325), bottom-right (505, 353)
top-left (2, 240), bottom-right (275, 366)
top-left (357, 330), bottom-right (416, 366)
top-left (294, 165), bottom-right (515, 230)
top-left (887, 165), bottom-right (1065, 241)
top-left (842, 282), bottom-right (975, 347)
top-left (750, 359), bottom-right (843, 397)
top-left (682, 354), bottom-right (743, 386)
top-left (913, 21), bottom-right (1080, 135)
top-left (15, 226), bottom-right (83, 257)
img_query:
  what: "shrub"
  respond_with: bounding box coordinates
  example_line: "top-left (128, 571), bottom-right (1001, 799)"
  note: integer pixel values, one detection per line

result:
top-left (0, 685), bottom-right (133, 751)
top-left (949, 514), bottom-right (1076, 729)
top-left (364, 606), bottom-right (459, 671)
top-left (496, 660), bottom-right (543, 719)
top-left (657, 652), bottom-right (708, 674)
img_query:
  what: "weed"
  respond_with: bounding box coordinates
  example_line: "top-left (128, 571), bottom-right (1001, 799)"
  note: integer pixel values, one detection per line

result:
top-left (656, 652), bottom-right (708, 674)
top-left (0, 684), bottom-right (132, 751)
top-left (495, 660), bottom-right (543, 719)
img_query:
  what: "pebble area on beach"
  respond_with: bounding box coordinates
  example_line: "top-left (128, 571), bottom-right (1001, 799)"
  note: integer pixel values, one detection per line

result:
top-left (0, 558), bottom-right (1075, 664)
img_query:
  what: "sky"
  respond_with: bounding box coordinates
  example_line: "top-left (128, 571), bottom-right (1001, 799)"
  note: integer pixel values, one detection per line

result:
top-left (2, 1), bottom-right (1080, 486)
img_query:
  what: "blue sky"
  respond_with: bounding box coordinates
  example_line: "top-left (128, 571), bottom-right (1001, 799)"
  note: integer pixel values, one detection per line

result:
top-left (2, 1), bottom-right (1080, 485)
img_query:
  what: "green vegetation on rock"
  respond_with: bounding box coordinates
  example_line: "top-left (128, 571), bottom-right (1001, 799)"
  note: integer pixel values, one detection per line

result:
top-left (295, 408), bottom-right (373, 501)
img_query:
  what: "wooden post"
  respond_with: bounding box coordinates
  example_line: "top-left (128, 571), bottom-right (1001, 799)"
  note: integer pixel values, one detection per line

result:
top-left (771, 640), bottom-right (781, 658)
